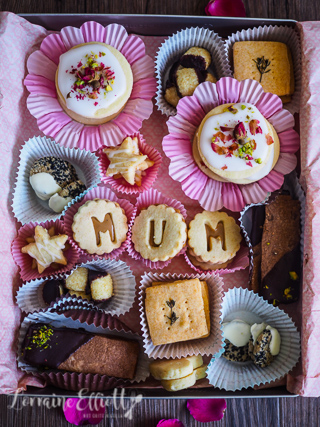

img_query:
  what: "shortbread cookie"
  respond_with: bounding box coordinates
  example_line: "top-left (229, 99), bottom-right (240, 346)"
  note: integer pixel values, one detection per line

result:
top-left (187, 249), bottom-right (233, 271)
top-left (72, 199), bottom-right (128, 255)
top-left (149, 355), bottom-right (203, 380)
top-left (188, 211), bottom-right (242, 264)
top-left (194, 364), bottom-right (207, 380)
top-left (233, 41), bottom-right (294, 99)
top-left (21, 225), bottom-right (68, 274)
top-left (132, 204), bottom-right (187, 262)
top-left (145, 278), bottom-right (209, 346)
top-left (195, 103), bottom-right (280, 184)
top-left (161, 371), bottom-right (196, 391)
top-left (151, 280), bottom-right (210, 335)
top-left (104, 137), bottom-right (154, 186)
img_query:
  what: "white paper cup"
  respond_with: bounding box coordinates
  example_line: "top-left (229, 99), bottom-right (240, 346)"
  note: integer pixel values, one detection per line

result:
top-left (139, 272), bottom-right (224, 359)
top-left (225, 25), bottom-right (301, 114)
top-left (155, 26), bottom-right (231, 116)
top-left (16, 258), bottom-right (137, 316)
top-left (12, 135), bottom-right (101, 225)
top-left (206, 287), bottom-right (300, 391)
top-left (17, 305), bottom-right (150, 390)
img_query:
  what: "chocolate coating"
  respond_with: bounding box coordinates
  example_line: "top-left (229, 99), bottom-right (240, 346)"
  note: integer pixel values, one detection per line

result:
top-left (22, 324), bottom-right (93, 369)
top-left (42, 279), bottom-right (65, 305)
top-left (261, 244), bottom-right (300, 305)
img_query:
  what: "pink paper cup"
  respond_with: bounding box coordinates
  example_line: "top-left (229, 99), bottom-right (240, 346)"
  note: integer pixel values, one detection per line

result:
top-left (127, 188), bottom-right (187, 269)
top-left (98, 132), bottom-right (162, 194)
top-left (11, 219), bottom-right (79, 282)
top-left (139, 272), bottom-right (224, 359)
top-left (184, 244), bottom-right (250, 276)
top-left (162, 77), bottom-right (300, 212)
top-left (24, 22), bottom-right (157, 151)
top-left (63, 185), bottom-right (134, 260)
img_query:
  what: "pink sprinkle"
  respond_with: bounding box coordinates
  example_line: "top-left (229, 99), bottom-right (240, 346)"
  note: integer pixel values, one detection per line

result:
top-left (77, 61), bottom-right (82, 68)
top-left (94, 102), bottom-right (98, 106)
top-left (100, 62), bottom-right (105, 68)
top-left (225, 152), bottom-right (232, 158)
top-left (246, 161), bottom-right (253, 167)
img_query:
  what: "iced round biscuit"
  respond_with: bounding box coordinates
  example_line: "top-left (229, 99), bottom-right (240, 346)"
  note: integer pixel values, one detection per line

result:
top-left (72, 199), bottom-right (128, 255)
top-left (56, 42), bottom-right (133, 125)
top-left (131, 204), bottom-right (187, 262)
top-left (195, 103), bottom-right (280, 183)
top-left (188, 211), bottom-right (242, 264)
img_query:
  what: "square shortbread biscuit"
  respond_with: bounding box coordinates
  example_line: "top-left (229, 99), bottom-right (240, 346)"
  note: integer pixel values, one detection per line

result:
top-left (146, 279), bottom-right (209, 346)
top-left (233, 41), bottom-right (294, 98)
top-left (152, 280), bottom-right (210, 335)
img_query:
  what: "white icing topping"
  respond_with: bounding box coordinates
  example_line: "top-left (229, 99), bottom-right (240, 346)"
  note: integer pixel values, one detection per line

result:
top-left (199, 102), bottom-right (273, 174)
top-left (251, 323), bottom-right (281, 356)
top-left (29, 173), bottom-right (61, 201)
top-left (266, 325), bottom-right (281, 356)
top-left (242, 146), bottom-right (274, 182)
top-left (222, 319), bottom-right (251, 347)
top-left (57, 44), bottom-right (128, 118)
top-left (251, 322), bottom-right (267, 345)
top-left (49, 194), bottom-right (72, 213)
top-left (32, 240), bottom-right (66, 268)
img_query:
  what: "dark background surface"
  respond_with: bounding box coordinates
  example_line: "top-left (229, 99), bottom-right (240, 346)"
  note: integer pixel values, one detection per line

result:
top-left (1, 0), bottom-right (320, 426)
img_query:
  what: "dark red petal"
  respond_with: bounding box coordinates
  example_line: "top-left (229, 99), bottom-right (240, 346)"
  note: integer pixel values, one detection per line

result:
top-left (205, 0), bottom-right (246, 17)
top-left (187, 399), bottom-right (227, 422)
top-left (157, 419), bottom-right (185, 427)
top-left (63, 398), bottom-right (105, 425)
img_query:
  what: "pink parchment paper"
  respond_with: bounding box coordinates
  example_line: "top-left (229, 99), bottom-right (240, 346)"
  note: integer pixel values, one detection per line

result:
top-left (286, 21), bottom-right (320, 397)
top-left (0, 12), bottom-right (309, 395)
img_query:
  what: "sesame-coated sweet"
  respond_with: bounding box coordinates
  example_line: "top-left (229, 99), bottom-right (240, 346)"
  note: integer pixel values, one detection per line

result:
top-left (58, 180), bottom-right (86, 199)
top-left (222, 339), bottom-right (250, 362)
top-left (30, 156), bottom-right (77, 187)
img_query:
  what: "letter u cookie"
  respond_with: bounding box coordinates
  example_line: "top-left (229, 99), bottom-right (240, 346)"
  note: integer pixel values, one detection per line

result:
top-left (131, 204), bottom-right (187, 262)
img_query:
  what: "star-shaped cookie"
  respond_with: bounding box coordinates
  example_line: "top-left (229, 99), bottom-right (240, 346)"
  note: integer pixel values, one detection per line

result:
top-left (21, 225), bottom-right (68, 274)
top-left (104, 137), bottom-right (153, 185)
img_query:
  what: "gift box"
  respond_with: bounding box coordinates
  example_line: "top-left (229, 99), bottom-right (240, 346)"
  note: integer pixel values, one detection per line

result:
top-left (1, 12), bottom-right (318, 399)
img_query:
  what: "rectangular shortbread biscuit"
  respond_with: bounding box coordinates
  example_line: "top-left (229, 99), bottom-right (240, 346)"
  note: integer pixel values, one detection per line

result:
top-left (233, 41), bottom-right (294, 97)
top-left (146, 279), bottom-right (209, 346)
